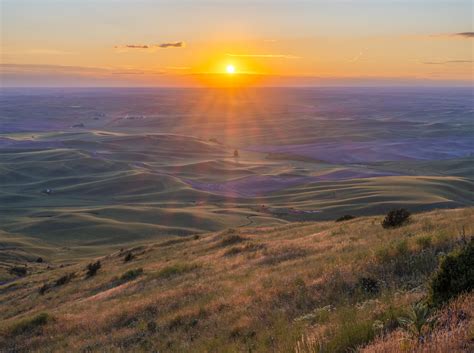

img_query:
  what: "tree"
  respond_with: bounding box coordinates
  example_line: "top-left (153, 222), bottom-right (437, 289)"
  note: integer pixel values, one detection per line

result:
top-left (86, 260), bottom-right (101, 277)
top-left (382, 208), bottom-right (411, 228)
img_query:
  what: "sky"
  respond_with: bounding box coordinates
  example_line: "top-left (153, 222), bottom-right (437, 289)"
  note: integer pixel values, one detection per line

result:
top-left (1, 0), bottom-right (473, 86)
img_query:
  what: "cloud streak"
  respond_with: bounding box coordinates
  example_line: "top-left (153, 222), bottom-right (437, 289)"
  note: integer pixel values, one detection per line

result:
top-left (158, 42), bottom-right (185, 48)
top-left (423, 60), bottom-right (473, 65)
top-left (115, 41), bottom-right (185, 51)
top-left (454, 32), bottom-right (474, 38)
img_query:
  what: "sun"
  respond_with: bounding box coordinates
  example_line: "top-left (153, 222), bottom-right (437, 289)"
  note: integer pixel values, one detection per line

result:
top-left (226, 64), bottom-right (236, 74)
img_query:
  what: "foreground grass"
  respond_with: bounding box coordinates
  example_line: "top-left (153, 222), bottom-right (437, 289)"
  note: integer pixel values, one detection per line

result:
top-left (0, 208), bottom-right (472, 352)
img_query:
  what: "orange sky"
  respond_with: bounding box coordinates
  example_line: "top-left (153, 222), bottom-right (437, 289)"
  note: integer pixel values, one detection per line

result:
top-left (1, 0), bottom-right (473, 86)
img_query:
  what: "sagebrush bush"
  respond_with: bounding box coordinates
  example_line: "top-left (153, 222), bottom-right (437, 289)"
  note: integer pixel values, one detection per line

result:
top-left (86, 260), bottom-right (101, 277)
top-left (336, 215), bottom-right (355, 222)
top-left (120, 268), bottom-right (143, 282)
top-left (10, 312), bottom-right (51, 335)
top-left (123, 252), bottom-right (134, 263)
top-left (382, 208), bottom-right (411, 228)
top-left (55, 272), bottom-right (75, 286)
top-left (429, 238), bottom-right (474, 306)
top-left (9, 266), bottom-right (27, 277)
top-left (38, 283), bottom-right (50, 295)
top-left (358, 277), bottom-right (380, 295)
top-left (220, 234), bottom-right (247, 247)
top-left (156, 263), bottom-right (198, 279)
top-left (416, 235), bottom-right (432, 249)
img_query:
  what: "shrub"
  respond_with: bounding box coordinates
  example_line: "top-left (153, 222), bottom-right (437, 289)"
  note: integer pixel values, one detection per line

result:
top-left (10, 312), bottom-right (51, 336)
top-left (55, 272), bottom-right (75, 286)
top-left (358, 277), bottom-right (380, 295)
top-left (416, 235), bottom-right (432, 249)
top-left (223, 243), bottom-right (265, 257)
top-left (86, 260), bottom-right (101, 277)
top-left (9, 266), bottom-right (27, 277)
top-left (429, 239), bottom-right (474, 306)
top-left (382, 208), bottom-right (411, 228)
top-left (123, 252), bottom-right (134, 263)
top-left (39, 283), bottom-right (50, 295)
top-left (220, 234), bottom-right (247, 247)
top-left (120, 268), bottom-right (143, 282)
top-left (395, 239), bottom-right (408, 255)
top-left (336, 215), bottom-right (355, 222)
top-left (398, 302), bottom-right (436, 340)
top-left (156, 263), bottom-right (198, 279)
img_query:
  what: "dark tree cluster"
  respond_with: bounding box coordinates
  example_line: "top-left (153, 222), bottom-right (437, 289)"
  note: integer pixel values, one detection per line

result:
top-left (86, 261), bottom-right (101, 277)
top-left (382, 208), bottom-right (411, 228)
top-left (336, 215), bottom-right (356, 222)
top-left (429, 238), bottom-right (474, 306)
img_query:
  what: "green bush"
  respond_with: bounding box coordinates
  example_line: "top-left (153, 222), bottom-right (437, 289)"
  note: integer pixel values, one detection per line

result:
top-left (429, 239), bottom-right (474, 306)
top-left (382, 208), bottom-right (411, 229)
top-left (336, 215), bottom-right (355, 222)
top-left (9, 266), bottom-right (27, 277)
top-left (123, 252), bottom-right (134, 263)
top-left (10, 312), bottom-right (51, 335)
top-left (86, 260), bottom-right (101, 277)
top-left (357, 277), bottom-right (380, 295)
top-left (220, 234), bottom-right (247, 247)
top-left (38, 283), bottom-right (50, 295)
top-left (156, 263), bottom-right (198, 279)
top-left (120, 268), bottom-right (143, 282)
top-left (55, 272), bottom-right (75, 286)
top-left (398, 302), bottom-right (436, 340)
top-left (416, 235), bottom-right (432, 249)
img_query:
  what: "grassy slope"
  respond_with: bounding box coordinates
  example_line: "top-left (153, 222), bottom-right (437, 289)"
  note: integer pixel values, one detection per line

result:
top-left (0, 208), bottom-right (473, 352)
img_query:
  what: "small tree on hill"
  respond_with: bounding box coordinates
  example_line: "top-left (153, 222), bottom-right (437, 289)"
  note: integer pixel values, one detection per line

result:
top-left (336, 215), bottom-right (355, 222)
top-left (382, 208), bottom-right (411, 228)
top-left (86, 260), bottom-right (101, 277)
top-left (124, 252), bottom-right (134, 263)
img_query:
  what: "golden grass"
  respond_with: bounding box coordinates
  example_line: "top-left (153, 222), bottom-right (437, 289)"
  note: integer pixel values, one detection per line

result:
top-left (0, 208), bottom-right (472, 352)
top-left (360, 293), bottom-right (474, 353)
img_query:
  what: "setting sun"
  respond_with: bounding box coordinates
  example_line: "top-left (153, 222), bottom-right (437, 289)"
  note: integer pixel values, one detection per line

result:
top-left (226, 64), bottom-right (236, 74)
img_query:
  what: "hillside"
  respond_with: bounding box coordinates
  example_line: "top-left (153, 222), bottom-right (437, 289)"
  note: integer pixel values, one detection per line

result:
top-left (1, 208), bottom-right (472, 352)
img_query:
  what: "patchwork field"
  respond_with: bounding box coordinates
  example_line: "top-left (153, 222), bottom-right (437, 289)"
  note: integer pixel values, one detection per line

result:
top-left (0, 87), bottom-right (473, 260)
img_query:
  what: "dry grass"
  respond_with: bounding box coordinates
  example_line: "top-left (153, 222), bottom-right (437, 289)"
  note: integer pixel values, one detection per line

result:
top-left (360, 293), bottom-right (474, 353)
top-left (0, 208), bottom-right (472, 352)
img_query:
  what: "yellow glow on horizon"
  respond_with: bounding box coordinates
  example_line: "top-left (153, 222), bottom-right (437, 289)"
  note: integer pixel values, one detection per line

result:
top-left (226, 64), bottom-right (236, 74)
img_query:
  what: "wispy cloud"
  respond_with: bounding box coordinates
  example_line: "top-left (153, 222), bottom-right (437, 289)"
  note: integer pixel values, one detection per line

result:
top-left (114, 41), bottom-right (186, 51)
top-left (121, 45), bottom-right (150, 49)
top-left (226, 53), bottom-right (300, 59)
top-left (453, 32), bottom-right (474, 38)
top-left (422, 60), bottom-right (473, 65)
top-left (1, 63), bottom-right (167, 76)
top-left (427, 32), bottom-right (474, 39)
top-left (158, 42), bottom-right (185, 48)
